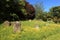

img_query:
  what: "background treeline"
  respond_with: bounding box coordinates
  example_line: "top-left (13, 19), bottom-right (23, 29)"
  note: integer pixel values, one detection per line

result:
top-left (0, 0), bottom-right (60, 23)
top-left (34, 2), bottom-right (60, 23)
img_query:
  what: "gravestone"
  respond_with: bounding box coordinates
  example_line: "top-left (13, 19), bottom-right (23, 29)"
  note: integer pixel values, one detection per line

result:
top-left (13, 21), bottom-right (21, 33)
top-left (3, 21), bottom-right (10, 27)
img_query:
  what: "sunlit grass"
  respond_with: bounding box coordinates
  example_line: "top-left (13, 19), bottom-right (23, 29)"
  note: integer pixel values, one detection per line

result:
top-left (0, 20), bottom-right (60, 40)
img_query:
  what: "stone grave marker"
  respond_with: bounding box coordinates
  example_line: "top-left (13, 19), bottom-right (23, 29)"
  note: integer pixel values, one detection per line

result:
top-left (13, 21), bottom-right (21, 33)
top-left (3, 21), bottom-right (10, 27)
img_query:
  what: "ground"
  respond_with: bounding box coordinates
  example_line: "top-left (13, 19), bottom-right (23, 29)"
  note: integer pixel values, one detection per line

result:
top-left (0, 20), bottom-right (60, 40)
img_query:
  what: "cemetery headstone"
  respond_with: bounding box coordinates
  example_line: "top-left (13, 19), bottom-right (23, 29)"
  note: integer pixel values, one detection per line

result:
top-left (3, 21), bottom-right (10, 27)
top-left (13, 21), bottom-right (21, 33)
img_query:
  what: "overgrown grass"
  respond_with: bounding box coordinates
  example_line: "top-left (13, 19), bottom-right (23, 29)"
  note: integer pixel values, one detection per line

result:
top-left (0, 20), bottom-right (60, 40)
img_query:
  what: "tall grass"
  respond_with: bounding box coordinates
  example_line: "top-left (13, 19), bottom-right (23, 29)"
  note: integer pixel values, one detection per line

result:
top-left (0, 20), bottom-right (60, 40)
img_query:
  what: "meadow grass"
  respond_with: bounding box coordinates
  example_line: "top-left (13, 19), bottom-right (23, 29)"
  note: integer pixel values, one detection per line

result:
top-left (0, 20), bottom-right (60, 40)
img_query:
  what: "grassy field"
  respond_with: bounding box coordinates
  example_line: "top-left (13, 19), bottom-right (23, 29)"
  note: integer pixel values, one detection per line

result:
top-left (0, 20), bottom-right (60, 40)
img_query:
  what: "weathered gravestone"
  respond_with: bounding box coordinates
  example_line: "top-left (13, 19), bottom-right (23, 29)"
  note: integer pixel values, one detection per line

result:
top-left (3, 21), bottom-right (10, 27)
top-left (13, 21), bottom-right (21, 33)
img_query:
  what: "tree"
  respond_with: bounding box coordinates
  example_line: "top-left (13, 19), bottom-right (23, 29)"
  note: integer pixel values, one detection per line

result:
top-left (24, 1), bottom-right (35, 19)
top-left (50, 6), bottom-right (60, 18)
top-left (0, 0), bottom-right (21, 21)
top-left (34, 2), bottom-right (44, 19)
top-left (0, 0), bottom-right (35, 23)
top-left (49, 6), bottom-right (60, 23)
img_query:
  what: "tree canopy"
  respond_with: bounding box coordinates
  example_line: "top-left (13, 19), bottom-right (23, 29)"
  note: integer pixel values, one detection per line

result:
top-left (50, 6), bottom-right (60, 18)
top-left (0, 0), bottom-right (35, 22)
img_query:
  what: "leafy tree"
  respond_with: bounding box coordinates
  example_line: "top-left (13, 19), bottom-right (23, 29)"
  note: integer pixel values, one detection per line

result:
top-left (49, 6), bottom-right (60, 23)
top-left (0, 0), bottom-right (21, 21)
top-left (0, 0), bottom-right (35, 23)
top-left (34, 2), bottom-right (44, 19)
top-left (50, 6), bottom-right (60, 18)
top-left (25, 1), bottom-right (35, 19)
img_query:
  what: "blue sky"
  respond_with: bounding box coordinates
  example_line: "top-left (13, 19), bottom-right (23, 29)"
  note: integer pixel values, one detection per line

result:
top-left (26, 0), bottom-right (60, 12)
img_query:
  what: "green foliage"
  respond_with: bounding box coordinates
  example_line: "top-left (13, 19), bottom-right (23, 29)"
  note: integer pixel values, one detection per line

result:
top-left (0, 0), bottom-right (26, 21)
top-left (49, 6), bottom-right (60, 23)
top-left (50, 6), bottom-right (60, 18)
top-left (34, 2), bottom-right (44, 19)
top-left (10, 13), bottom-right (19, 21)
top-left (19, 0), bottom-right (25, 6)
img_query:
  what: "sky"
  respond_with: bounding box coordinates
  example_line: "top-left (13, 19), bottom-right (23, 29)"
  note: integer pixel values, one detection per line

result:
top-left (26, 0), bottom-right (60, 12)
